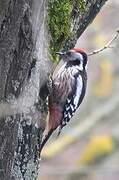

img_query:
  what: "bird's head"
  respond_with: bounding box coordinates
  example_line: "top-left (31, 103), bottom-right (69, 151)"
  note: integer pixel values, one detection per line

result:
top-left (56, 48), bottom-right (88, 70)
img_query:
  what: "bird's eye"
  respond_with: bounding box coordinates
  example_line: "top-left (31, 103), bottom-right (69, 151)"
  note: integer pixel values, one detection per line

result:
top-left (66, 51), bottom-right (71, 56)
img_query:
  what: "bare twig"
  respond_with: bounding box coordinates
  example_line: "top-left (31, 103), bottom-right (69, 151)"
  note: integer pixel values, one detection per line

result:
top-left (88, 29), bottom-right (119, 56)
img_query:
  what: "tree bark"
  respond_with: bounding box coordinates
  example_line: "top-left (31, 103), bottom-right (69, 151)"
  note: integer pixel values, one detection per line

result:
top-left (0, 0), bottom-right (49, 179)
top-left (0, 0), bottom-right (108, 179)
top-left (63, 0), bottom-right (108, 49)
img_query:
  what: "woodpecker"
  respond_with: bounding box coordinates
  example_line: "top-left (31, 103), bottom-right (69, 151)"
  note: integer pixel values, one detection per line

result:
top-left (40, 48), bottom-right (88, 152)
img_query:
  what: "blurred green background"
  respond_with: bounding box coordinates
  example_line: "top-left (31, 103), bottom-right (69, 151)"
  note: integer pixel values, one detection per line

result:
top-left (39, 0), bottom-right (119, 179)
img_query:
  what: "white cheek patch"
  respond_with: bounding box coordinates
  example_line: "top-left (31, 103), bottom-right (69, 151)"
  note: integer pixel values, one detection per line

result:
top-left (70, 52), bottom-right (84, 71)
top-left (73, 52), bottom-right (83, 61)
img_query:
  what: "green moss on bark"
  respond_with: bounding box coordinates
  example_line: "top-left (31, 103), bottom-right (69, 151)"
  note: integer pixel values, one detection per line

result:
top-left (48, 0), bottom-right (86, 61)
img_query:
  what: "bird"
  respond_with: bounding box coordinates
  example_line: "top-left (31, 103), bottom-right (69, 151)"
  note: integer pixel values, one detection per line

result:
top-left (40, 48), bottom-right (88, 152)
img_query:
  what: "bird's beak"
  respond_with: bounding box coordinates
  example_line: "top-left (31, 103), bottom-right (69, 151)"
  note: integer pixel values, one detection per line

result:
top-left (56, 51), bottom-right (66, 56)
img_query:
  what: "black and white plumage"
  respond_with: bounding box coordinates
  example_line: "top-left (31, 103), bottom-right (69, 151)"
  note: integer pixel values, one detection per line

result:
top-left (61, 71), bottom-right (87, 129)
top-left (40, 48), bottom-right (88, 152)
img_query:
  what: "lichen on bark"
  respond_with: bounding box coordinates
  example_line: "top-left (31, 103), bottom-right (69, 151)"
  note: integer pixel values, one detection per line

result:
top-left (48, 0), bottom-right (86, 61)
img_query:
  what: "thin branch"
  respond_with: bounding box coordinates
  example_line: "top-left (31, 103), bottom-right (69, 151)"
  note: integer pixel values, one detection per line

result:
top-left (88, 29), bottom-right (119, 56)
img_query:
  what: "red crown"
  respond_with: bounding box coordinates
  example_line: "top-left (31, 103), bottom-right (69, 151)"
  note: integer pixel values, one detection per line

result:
top-left (71, 47), bottom-right (86, 53)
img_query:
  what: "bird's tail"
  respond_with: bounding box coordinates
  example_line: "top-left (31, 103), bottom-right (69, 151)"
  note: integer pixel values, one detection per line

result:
top-left (39, 129), bottom-right (54, 153)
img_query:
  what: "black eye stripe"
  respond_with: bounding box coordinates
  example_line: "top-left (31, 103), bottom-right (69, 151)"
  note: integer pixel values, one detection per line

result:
top-left (66, 51), bottom-right (71, 56)
top-left (76, 59), bottom-right (80, 62)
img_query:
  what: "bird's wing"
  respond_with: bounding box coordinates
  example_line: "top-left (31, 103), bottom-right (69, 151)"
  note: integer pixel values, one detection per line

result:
top-left (50, 68), bottom-right (87, 134)
top-left (61, 74), bottom-right (84, 128)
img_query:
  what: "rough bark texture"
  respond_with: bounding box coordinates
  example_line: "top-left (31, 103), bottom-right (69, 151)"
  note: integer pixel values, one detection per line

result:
top-left (0, 0), bottom-right (108, 179)
top-left (63, 0), bottom-right (108, 49)
top-left (0, 0), bottom-right (48, 179)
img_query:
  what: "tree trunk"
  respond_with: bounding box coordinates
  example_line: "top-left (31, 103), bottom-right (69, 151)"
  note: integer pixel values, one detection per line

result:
top-left (0, 0), bottom-right (49, 179)
top-left (0, 0), bottom-right (108, 179)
